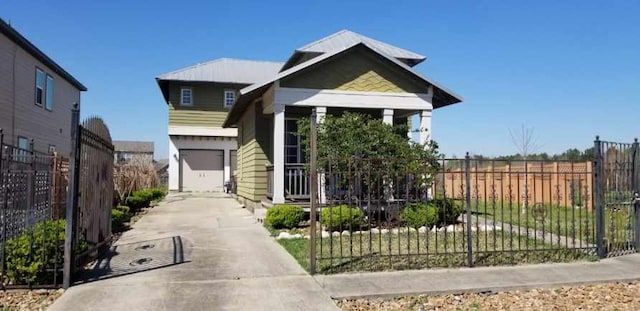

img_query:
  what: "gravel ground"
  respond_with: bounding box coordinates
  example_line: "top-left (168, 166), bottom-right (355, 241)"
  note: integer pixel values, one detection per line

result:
top-left (0, 289), bottom-right (63, 311)
top-left (337, 281), bottom-right (640, 311)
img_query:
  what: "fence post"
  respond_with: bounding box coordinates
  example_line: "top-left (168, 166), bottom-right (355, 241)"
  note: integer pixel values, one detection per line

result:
top-left (63, 104), bottom-right (81, 289)
top-left (309, 109), bottom-right (318, 275)
top-left (0, 129), bottom-right (5, 285)
top-left (633, 138), bottom-right (640, 250)
top-left (465, 152), bottom-right (473, 267)
top-left (594, 136), bottom-right (605, 258)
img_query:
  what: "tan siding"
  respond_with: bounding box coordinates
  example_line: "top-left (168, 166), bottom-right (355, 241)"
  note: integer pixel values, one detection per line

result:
top-left (281, 48), bottom-right (430, 93)
top-left (236, 102), bottom-right (272, 202)
top-left (0, 33), bottom-right (81, 156)
top-left (167, 82), bottom-right (241, 128)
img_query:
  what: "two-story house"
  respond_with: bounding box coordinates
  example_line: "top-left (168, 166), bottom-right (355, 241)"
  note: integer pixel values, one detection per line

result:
top-left (0, 18), bottom-right (86, 156)
top-left (156, 59), bottom-right (283, 192)
top-left (113, 140), bottom-right (154, 164)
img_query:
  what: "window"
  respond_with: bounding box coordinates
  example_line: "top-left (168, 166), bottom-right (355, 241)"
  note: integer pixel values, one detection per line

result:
top-left (224, 90), bottom-right (236, 108)
top-left (35, 68), bottom-right (45, 106)
top-left (45, 75), bottom-right (54, 110)
top-left (17, 137), bottom-right (29, 162)
top-left (48, 145), bottom-right (56, 154)
top-left (180, 88), bottom-right (193, 106)
top-left (285, 119), bottom-right (304, 163)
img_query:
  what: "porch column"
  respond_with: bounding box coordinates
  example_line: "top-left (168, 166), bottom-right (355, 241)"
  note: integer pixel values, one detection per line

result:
top-left (273, 104), bottom-right (286, 204)
top-left (383, 109), bottom-right (394, 125)
top-left (407, 114), bottom-right (414, 140)
top-left (419, 109), bottom-right (432, 144)
top-left (315, 107), bottom-right (327, 204)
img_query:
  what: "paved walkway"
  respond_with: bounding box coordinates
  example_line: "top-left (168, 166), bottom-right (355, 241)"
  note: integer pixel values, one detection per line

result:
top-left (49, 194), bottom-right (338, 311)
top-left (315, 254), bottom-right (640, 299)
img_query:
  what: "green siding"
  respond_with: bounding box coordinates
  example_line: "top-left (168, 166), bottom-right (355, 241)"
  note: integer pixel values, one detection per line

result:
top-left (281, 47), bottom-right (430, 93)
top-left (236, 101), bottom-right (272, 202)
top-left (168, 82), bottom-right (241, 127)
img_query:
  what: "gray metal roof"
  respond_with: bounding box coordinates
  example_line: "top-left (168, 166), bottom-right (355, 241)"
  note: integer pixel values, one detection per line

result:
top-left (113, 141), bottom-right (154, 153)
top-left (296, 30), bottom-right (426, 64)
top-left (156, 58), bottom-right (284, 84)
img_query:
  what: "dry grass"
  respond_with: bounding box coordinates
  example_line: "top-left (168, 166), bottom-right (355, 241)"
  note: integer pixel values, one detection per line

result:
top-left (337, 281), bottom-right (640, 311)
top-left (0, 289), bottom-right (63, 311)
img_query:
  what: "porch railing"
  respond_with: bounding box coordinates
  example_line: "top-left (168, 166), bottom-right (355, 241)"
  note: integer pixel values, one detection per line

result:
top-left (266, 164), bottom-right (311, 200)
top-left (285, 163), bottom-right (309, 199)
top-left (266, 165), bottom-right (274, 198)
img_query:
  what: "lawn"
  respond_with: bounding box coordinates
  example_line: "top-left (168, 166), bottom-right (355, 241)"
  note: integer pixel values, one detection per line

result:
top-left (469, 200), bottom-right (634, 248)
top-left (278, 230), bottom-right (590, 274)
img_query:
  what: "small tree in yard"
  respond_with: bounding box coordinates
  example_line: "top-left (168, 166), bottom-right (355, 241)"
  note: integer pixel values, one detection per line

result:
top-left (113, 154), bottom-right (159, 205)
top-left (297, 112), bottom-right (441, 200)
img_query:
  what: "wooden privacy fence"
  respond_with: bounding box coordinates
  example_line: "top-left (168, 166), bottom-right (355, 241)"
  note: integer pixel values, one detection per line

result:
top-left (441, 161), bottom-right (593, 210)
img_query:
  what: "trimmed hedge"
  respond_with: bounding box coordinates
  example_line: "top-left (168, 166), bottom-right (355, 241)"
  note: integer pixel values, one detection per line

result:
top-left (400, 203), bottom-right (438, 229)
top-left (320, 205), bottom-right (363, 232)
top-left (266, 205), bottom-right (304, 229)
top-left (432, 198), bottom-right (463, 225)
top-left (112, 206), bottom-right (132, 232)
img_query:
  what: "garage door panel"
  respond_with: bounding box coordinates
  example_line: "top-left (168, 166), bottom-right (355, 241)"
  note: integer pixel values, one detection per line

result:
top-left (180, 150), bottom-right (224, 192)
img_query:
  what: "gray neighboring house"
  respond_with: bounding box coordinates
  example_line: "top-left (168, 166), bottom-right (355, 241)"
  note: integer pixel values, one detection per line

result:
top-left (0, 18), bottom-right (87, 156)
top-left (113, 140), bottom-right (154, 164)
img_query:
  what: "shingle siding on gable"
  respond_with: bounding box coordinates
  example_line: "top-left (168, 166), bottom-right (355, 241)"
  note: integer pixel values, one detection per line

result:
top-left (0, 32), bottom-right (81, 156)
top-left (280, 48), bottom-right (430, 94)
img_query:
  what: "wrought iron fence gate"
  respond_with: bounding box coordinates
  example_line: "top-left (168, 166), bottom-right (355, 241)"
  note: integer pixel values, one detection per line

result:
top-left (63, 108), bottom-right (114, 288)
top-left (593, 137), bottom-right (639, 257)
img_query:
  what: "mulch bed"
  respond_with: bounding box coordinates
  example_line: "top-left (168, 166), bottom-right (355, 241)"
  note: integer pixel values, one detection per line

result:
top-left (0, 289), bottom-right (64, 311)
top-left (337, 281), bottom-right (640, 311)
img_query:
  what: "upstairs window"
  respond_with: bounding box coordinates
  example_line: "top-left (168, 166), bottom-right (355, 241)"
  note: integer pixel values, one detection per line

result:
top-left (35, 68), bottom-right (45, 106)
top-left (45, 75), bottom-right (54, 111)
top-left (224, 90), bottom-right (236, 108)
top-left (180, 88), bottom-right (193, 106)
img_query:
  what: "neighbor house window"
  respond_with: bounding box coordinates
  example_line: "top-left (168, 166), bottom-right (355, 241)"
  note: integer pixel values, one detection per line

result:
top-left (35, 68), bottom-right (45, 106)
top-left (180, 88), bottom-right (193, 106)
top-left (45, 75), bottom-right (54, 110)
top-left (224, 90), bottom-right (236, 108)
top-left (17, 136), bottom-right (29, 162)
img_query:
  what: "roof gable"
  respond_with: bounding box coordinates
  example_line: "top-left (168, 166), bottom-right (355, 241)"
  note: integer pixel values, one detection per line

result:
top-left (281, 30), bottom-right (426, 70)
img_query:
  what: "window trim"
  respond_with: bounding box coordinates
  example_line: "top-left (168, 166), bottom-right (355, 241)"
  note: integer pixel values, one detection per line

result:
top-left (35, 68), bottom-right (45, 107)
top-left (45, 74), bottom-right (54, 111)
top-left (180, 87), bottom-right (193, 106)
top-left (224, 90), bottom-right (236, 108)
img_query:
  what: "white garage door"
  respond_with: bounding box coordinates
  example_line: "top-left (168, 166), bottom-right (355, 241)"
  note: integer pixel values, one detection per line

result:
top-left (180, 150), bottom-right (224, 192)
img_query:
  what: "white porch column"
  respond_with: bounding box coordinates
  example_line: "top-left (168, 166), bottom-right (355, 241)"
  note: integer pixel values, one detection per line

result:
top-left (315, 107), bottom-right (327, 204)
top-left (407, 114), bottom-right (414, 140)
top-left (273, 104), bottom-right (286, 204)
top-left (223, 148), bottom-right (231, 183)
top-left (383, 109), bottom-right (394, 125)
top-left (419, 109), bottom-right (432, 145)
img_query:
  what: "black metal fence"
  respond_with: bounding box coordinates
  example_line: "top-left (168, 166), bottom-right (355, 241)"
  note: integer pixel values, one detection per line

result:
top-left (0, 131), bottom-right (68, 288)
top-left (309, 156), bottom-right (597, 273)
top-left (594, 137), bottom-right (639, 257)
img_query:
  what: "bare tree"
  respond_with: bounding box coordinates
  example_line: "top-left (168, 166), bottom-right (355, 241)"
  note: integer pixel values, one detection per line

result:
top-left (113, 147), bottom-right (159, 205)
top-left (509, 125), bottom-right (541, 214)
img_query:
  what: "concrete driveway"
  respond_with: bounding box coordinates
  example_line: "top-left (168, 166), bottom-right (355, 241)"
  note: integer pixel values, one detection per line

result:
top-left (49, 194), bottom-right (338, 311)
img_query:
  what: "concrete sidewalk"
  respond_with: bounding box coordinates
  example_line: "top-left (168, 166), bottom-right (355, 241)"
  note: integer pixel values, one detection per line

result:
top-left (314, 253), bottom-right (640, 299)
top-left (49, 194), bottom-right (338, 311)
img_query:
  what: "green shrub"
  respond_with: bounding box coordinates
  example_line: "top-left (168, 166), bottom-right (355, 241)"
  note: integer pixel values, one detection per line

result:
top-left (4, 220), bottom-right (82, 285)
top-left (400, 203), bottom-right (438, 229)
top-left (112, 206), bottom-right (132, 232)
top-left (432, 198), bottom-right (463, 225)
top-left (126, 195), bottom-right (150, 212)
top-left (132, 189), bottom-right (155, 202)
top-left (320, 205), bottom-right (363, 232)
top-left (150, 188), bottom-right (166, 202)
top-left (266, 205), bottom-right (305, 229)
